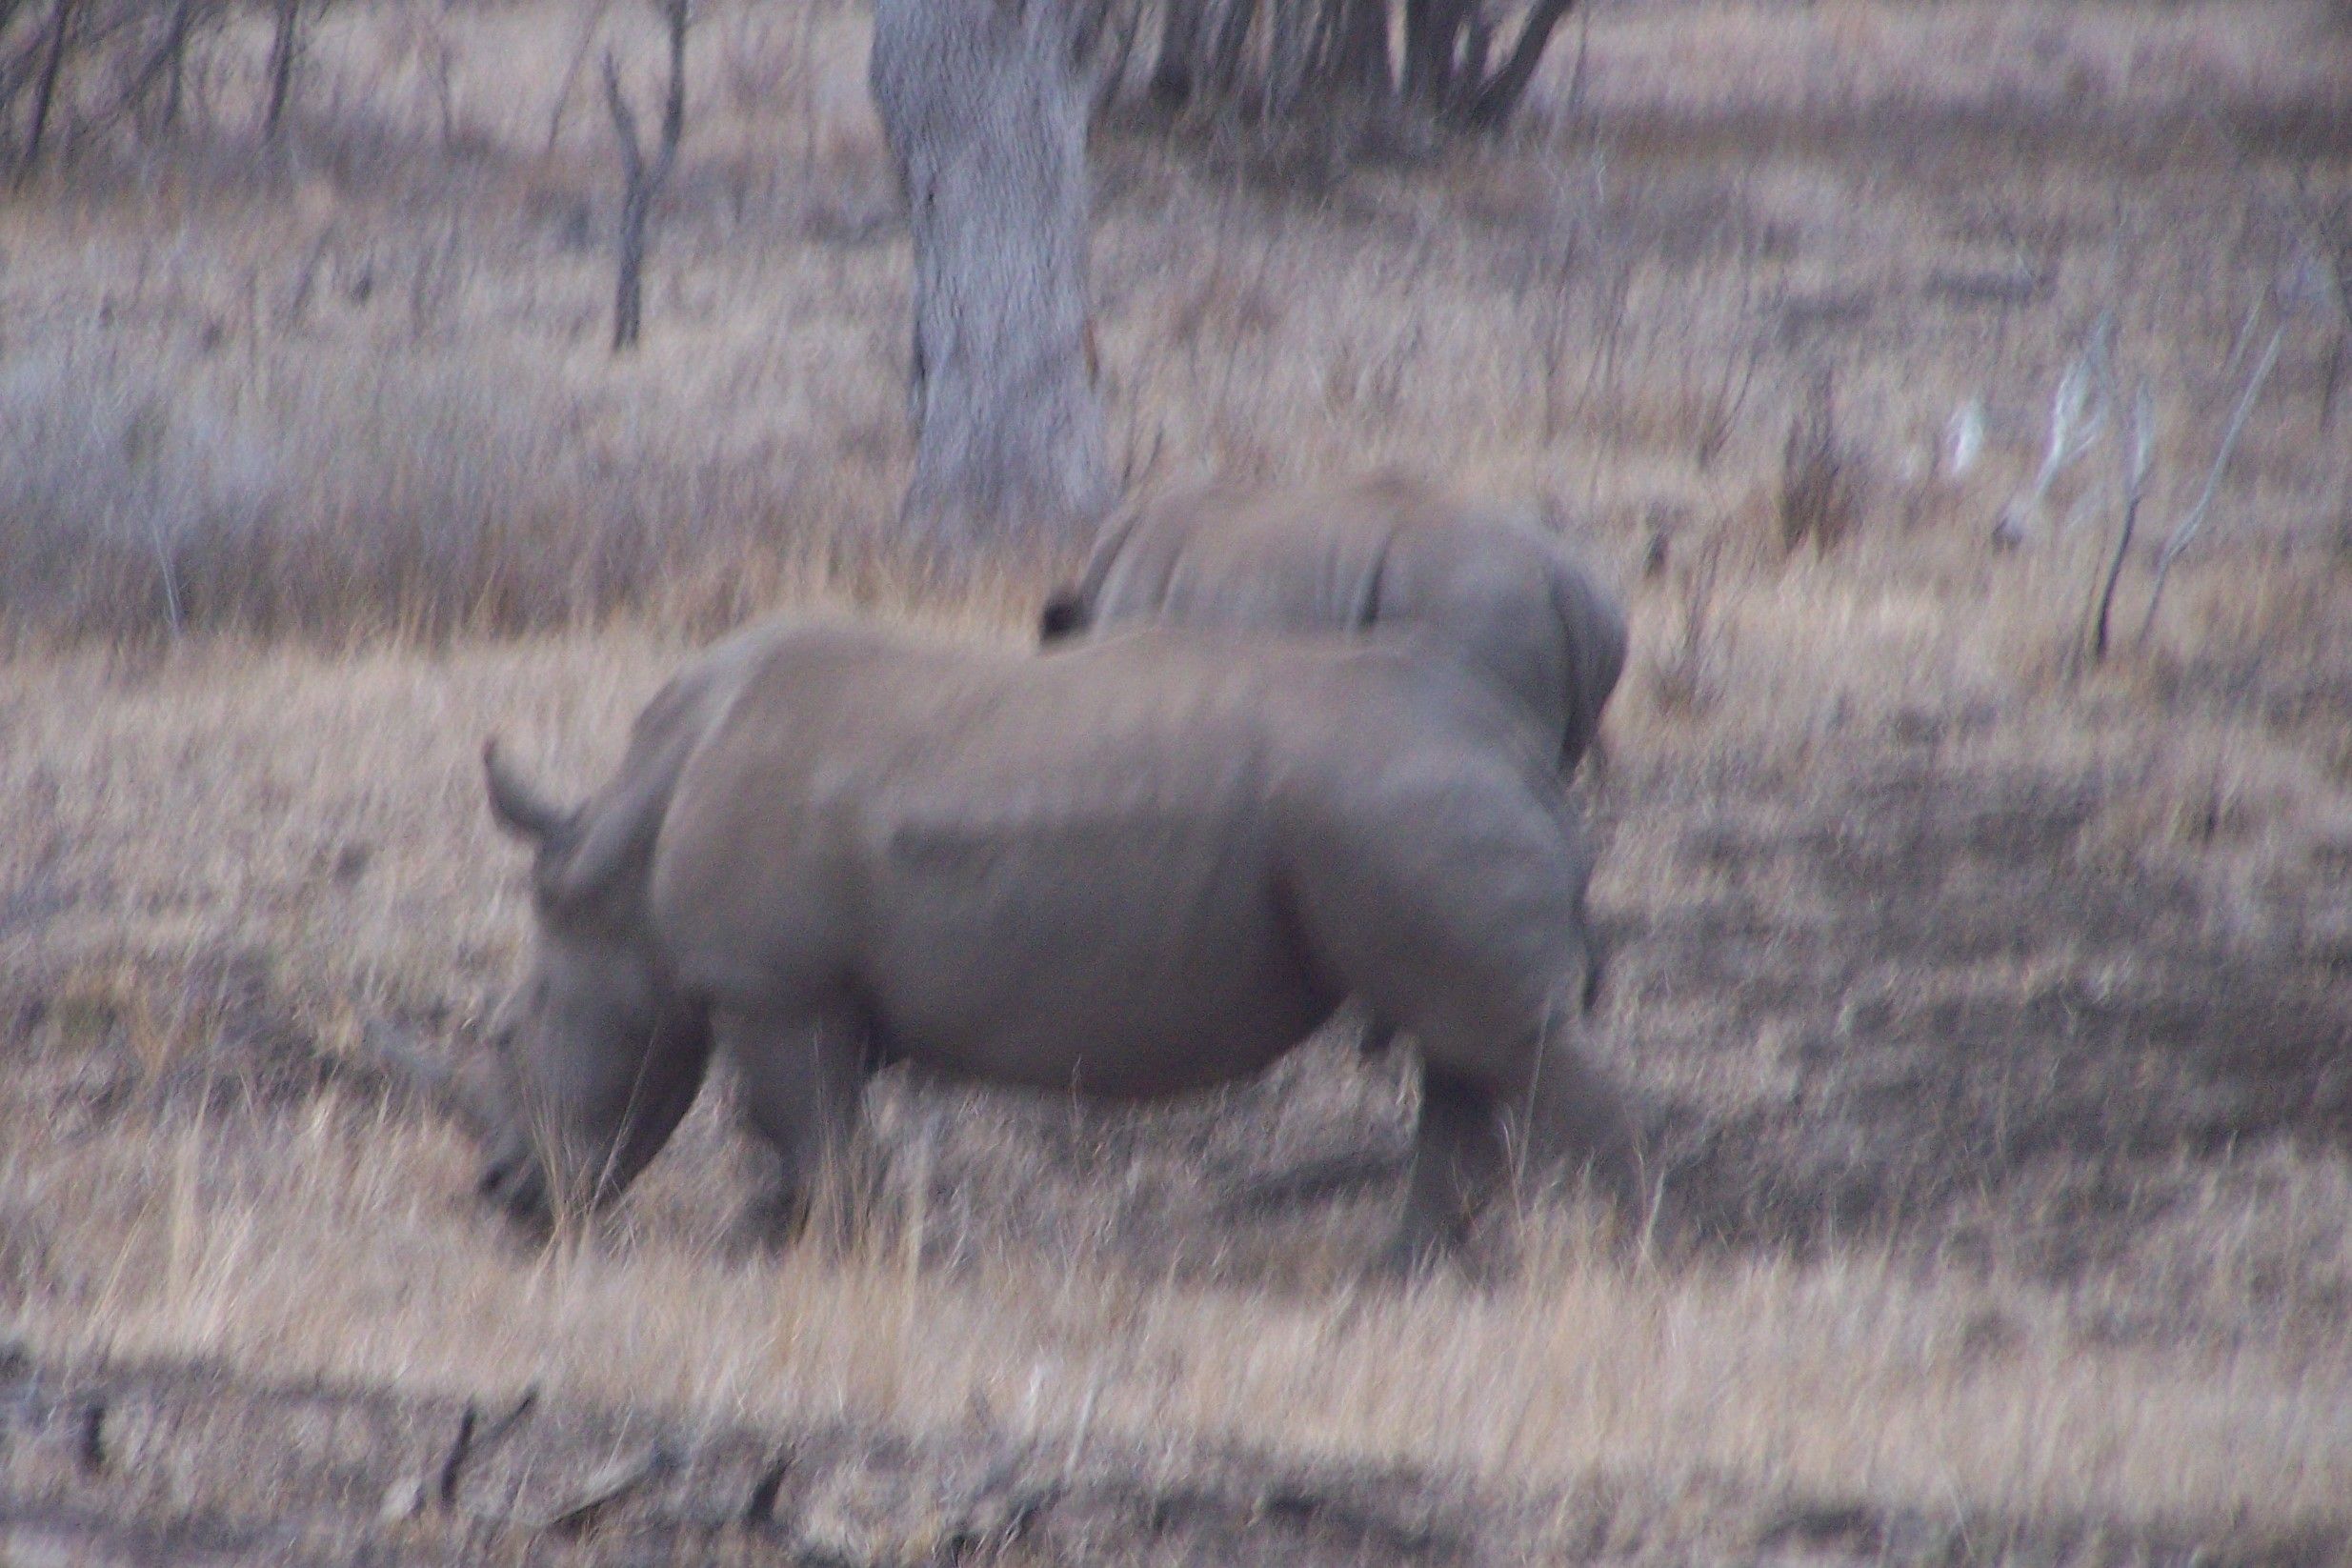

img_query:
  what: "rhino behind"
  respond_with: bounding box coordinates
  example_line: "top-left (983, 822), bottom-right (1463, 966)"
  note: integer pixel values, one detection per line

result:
top-left (1042, 472), bottom-right (1629, 778)
top-left (476, 617), bottom-right (1656, 1274)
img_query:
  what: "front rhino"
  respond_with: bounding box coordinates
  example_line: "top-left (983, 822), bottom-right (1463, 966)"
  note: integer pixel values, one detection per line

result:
top-left (1041, 472), bottom-right (1628, 779)
top-left (472, 620), bottom-right (1657, 1274)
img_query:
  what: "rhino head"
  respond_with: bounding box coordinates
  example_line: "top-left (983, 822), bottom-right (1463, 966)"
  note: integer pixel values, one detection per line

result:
top-left (477, 740), bottom-right (709, 1228)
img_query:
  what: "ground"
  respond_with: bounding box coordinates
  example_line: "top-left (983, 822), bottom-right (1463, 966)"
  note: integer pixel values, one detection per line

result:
top-left (3, 0), bottom-right (2351, 1563)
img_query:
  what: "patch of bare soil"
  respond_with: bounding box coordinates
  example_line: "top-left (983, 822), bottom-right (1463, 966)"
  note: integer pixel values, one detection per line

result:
top-left (1618, 754), bottom-right (2352, 1277)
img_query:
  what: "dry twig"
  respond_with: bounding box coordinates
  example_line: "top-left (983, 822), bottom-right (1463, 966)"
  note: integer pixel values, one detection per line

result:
top-left (2139, 319), bottom-right (2283, 642)
top-left (2089, 380), bottom-right (2153, 663)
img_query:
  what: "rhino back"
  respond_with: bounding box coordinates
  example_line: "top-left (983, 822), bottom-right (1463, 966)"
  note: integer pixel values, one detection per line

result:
top-left (1087, 480), bottom-right (1393, 630)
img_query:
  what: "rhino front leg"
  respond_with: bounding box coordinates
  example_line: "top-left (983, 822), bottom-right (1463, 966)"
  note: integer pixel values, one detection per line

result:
top-left (720, 1006), bottom-right (878, 1250)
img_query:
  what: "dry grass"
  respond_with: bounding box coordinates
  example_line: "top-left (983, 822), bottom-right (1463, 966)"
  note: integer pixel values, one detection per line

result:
top-left (19, 1107), bottom-right (2352, 1542)
top-left (4, 0), bottom-right (2352, 1560)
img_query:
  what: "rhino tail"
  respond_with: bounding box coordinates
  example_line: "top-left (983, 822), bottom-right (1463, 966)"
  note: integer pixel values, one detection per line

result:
top-left (1532, 766), bottom-right (1608, 1016)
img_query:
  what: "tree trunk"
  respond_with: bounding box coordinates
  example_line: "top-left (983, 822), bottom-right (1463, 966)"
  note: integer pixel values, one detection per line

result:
top-left (1458, 0), bottom-right (1578, 130)
top-left (1150, 0), bottom-right (1207, 105)
top-left (1325, 0), bottom-right (1391, 104)
top-left (871, 0), bottom-right (1112, 557)
top-left (1403, 0), bottom-right (1465, 112)
top-left (612, 178), bottom-right (650, 350)
top-left (1264, 0), bottom-right (1311, 118)
top-left (603, 1), bottom-right (687, 354)
top-left (1204, 0), bottom-right (1257, 100)
top-left (18, 0), bottom-right (75, 173)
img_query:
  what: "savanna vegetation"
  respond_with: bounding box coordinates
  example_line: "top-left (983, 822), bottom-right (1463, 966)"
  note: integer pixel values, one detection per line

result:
top-left (2, 1), bottom-right (2349, 1562)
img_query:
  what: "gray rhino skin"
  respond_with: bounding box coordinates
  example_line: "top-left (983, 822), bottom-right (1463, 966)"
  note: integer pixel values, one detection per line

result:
top-left (477, 616), bottom-right (1649, 1272)
top-left (1039, 472), bottom-right (1629, 778)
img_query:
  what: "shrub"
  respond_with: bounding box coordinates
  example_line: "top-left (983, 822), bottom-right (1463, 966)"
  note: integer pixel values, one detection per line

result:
top-left (0, 337), bottom-right (273, 639)
top-left (0, 331), bottom-right (721, 644)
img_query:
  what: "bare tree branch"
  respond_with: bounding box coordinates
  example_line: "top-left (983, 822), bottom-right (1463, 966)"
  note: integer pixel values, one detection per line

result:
top-left (17, 0), bottom-right (77, 175)
top-left (601, 48), bottom-right (641, 182)
top-left (603, 0), bottom-right (689, 353)
top-left (2139, 319), bottom-right (2284, 643)
top-left (1461, 0), bottom-right (1578, 129)
top-left (546, 0), bottom-right (616, 152)
top-left (2090, 380), bottom-right (2153, 664)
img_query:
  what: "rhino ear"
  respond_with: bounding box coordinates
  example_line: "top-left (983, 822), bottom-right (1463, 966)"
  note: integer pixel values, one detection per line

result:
top-left (484, 738), bottom-right (572, 842)
top-left (1038, 587), bottom-right (1088, 642)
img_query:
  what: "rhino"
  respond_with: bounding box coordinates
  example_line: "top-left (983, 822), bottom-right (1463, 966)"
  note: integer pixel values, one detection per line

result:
top-left (473, 616), bottom-right (1654, 1273)
top-left (1039, 472), bottom-right (1629, 780)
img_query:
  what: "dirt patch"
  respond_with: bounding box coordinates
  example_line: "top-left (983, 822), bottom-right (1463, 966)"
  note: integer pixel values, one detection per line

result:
top-left (1607, 760), bottom-right (2352, 1283)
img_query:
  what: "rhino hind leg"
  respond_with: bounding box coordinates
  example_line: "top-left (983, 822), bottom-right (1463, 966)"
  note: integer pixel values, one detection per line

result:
top-left (1382, 1069), bottom-right (1512, 1277)
top-left (1383, 1022), bottom-right (1651, 1277)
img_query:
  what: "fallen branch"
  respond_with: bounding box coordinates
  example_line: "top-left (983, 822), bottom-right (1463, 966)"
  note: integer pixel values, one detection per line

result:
top-left (381, 1385), bottom-right (540, 1521)
top-left (531, 1445), bottom-right (676, 1534)
top-left (440, 1386), bottom-right (539, 1506)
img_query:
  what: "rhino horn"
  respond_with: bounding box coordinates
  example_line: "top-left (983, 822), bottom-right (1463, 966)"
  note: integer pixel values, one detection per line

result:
top-left (483, 738), bottom-right (570, 842)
